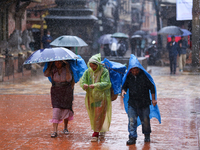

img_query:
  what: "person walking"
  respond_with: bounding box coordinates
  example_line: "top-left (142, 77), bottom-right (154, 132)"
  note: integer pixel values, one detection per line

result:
top-left (167, 36), bottom-right (179, 74)
top-left (42, 30), bottom-right (53, 49)
top-left (121, 54), bottom-right (161, 145)
top-left (178, 36), bottom-right (189, 72)
top-left (80, 53), bottom-right (112, 142)
top-left (44, 61), bottom-right (75, 138)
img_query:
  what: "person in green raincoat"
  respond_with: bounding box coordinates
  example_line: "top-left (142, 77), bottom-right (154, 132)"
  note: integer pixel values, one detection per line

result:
top-left (80, 53), bottom-right (112, 142)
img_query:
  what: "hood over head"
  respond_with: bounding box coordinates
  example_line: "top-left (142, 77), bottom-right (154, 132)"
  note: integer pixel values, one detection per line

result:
top-left (88, 53), bottom-right (104, 72)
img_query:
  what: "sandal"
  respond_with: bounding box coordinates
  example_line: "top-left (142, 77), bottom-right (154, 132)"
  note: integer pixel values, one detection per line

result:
top-left (63, 129), bottom-right (69, 135)
top-left (51, 132), bottom-right (57, 138)
top-left (91, 137), bottom-right (98, 142)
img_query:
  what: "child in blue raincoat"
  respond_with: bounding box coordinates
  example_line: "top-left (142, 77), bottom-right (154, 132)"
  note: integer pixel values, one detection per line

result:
top-left (121, 54), bottom-right (161, 145)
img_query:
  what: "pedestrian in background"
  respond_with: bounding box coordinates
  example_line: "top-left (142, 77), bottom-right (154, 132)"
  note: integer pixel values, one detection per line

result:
top-left (42, 30), bottom-right (53, 49)
top-left (80, 53), bottom-right (112, 142)
top-left (178, 36), bottom-right (189, 72)
top-left (167, 36), bottom-right (179, 74)
top-left (121, 54), bottom-right (160, 145)
top-left (44, 61), bottom-right (75, 138)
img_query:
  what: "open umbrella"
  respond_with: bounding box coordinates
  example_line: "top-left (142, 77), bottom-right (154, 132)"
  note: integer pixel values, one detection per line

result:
top-left (50, 35), bottom-right (88, 47)
top-left (133, 30), bottom-right (147, 36)
top-left (98, 34), bottom-right (116, 44)
top-left (180, 29), bottom-right (191, 36)
top-left (111, 32), bottom-right (129, 38)
top-left (23, 47), bottom-right (79, 64)
top-left (131, 35), bottom-right (142, 39)
top-left (158, 26), bottom-right (183, 35)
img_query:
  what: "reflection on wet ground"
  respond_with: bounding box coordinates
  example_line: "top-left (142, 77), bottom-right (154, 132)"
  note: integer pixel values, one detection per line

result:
top-left (0, 66), bottom-right (200, 149)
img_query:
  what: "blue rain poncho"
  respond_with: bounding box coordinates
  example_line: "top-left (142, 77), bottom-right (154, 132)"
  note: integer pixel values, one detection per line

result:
top-left (102, 58), bottom-right (126, 95)
top-left (43, 55), bottom-right (88, 83)
top-left (122, 54), bottom-right (161, 126)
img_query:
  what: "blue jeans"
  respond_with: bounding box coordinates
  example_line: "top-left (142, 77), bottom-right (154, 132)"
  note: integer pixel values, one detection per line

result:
top-left (128, 105), bottom-right (151, 138)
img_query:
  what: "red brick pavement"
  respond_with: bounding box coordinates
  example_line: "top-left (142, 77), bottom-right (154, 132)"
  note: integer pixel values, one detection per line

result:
top-left (0, 94), bottom-right (199, 150)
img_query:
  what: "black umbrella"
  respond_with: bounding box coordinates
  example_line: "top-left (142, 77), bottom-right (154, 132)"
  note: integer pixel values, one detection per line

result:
top-left (158, 26), bottom-right (183, 35)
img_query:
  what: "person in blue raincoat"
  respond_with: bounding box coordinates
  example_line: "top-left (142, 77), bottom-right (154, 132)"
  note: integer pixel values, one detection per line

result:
top-left (121, 54), bottom-right (161, 145)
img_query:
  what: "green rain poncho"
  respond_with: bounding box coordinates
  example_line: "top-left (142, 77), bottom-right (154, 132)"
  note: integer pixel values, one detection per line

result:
top-left (80, 53), bottom-right (112, 132)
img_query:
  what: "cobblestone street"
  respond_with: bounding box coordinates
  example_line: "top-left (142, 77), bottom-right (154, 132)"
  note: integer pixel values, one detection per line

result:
top-left (0, 66), bottom-right (200, 149)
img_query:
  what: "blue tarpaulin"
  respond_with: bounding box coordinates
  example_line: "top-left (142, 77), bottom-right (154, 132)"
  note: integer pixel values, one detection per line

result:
top-left (122, 54), bottom-right (161, 126)
top-left (43, 55), bottom-right (87, 83)
top-left (102, 58), bottom-right (126, 95)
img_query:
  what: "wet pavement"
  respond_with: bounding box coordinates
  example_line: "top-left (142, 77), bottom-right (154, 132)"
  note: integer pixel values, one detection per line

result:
top-left (0, 66), bottom-right (200, 149)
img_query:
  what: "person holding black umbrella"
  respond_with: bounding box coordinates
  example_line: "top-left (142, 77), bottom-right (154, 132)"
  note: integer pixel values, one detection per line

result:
top-left (167, 36), bottom-right (179, 74)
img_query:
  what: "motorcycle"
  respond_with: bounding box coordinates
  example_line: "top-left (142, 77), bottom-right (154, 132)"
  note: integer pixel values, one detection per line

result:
top-left (144, 40), bottom-right (160, 65)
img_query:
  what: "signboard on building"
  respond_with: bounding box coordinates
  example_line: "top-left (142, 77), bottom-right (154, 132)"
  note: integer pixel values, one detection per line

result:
top-left (176, 0), bottom-right (192, 20)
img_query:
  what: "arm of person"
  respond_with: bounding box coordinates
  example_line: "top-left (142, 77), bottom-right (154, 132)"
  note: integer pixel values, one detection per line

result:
top-left (121, 76), bottom-right (129, 98)
top-left (41, 36), bottom-right (46, 43)
top-left (145, 75), bottom-right (157, 106)
top-left (166, 42), bottom-right (171, 51)
top-left (80, 70), bottom-right (89, 90)
top-left (65, 62), bottom-right (72, 82)
top-left (182, 40), bottom-right (188, 49)
top-left (44, 62), bottom-right (53, 77)
top-left (151, 93), bottom-right (157, 106)
top-left (71, 77), bottom-right (75, 89)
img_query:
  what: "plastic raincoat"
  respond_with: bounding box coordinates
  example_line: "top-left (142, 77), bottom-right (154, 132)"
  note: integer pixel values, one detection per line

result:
top-left (122, 54), bottom-right (161, 126)
top-left (80, 53), bottom-right (112, 132)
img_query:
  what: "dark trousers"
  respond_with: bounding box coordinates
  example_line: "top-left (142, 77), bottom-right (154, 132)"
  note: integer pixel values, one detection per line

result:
top-left (128, 105), bottom-right (151, 138)
top-left (169, 56), bottom-right (177, 74)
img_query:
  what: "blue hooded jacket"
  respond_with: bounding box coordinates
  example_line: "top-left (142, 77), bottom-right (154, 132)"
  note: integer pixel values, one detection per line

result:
top-left (122, 54), bottom-right (161, 126)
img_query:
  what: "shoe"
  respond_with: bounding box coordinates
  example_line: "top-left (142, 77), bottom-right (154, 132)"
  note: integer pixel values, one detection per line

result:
top-left (144, 134), bottom-right (150, 142)
top-left (51, 132), bottom-right (57, 138)
top-left (63, 129), bottom-right (69, 135)
top-left (99, 132), bottom-right (105, 137)
top-left (91, 132), bottom-right (99, 142)
top-left (91, 137), bottom-right (98, 142)
top-left (126, 137), bottom-right (136, 145)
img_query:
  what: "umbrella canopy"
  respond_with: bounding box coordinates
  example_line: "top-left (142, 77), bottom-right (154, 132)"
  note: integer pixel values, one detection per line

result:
top-left (23, 47), bottom-right (79, 64)
top-left (180, 29), bottom-right (191, 36)
top-left (168, 29), bottom-right (192, 37)
top-left (150, 32), bottom-right (157, 36)
top-left (158, 26), bottom-right (183, 35)
top-left (133, 30), bottom-right (147, 36)
top-left (98, 34), bottom-right (116, 44)
top-left (111, 32), bottom-right (129, 38)
top-left (50, 35), bottom-right (88, 47)
top-left (131, 35), bottom-right (142, 39)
